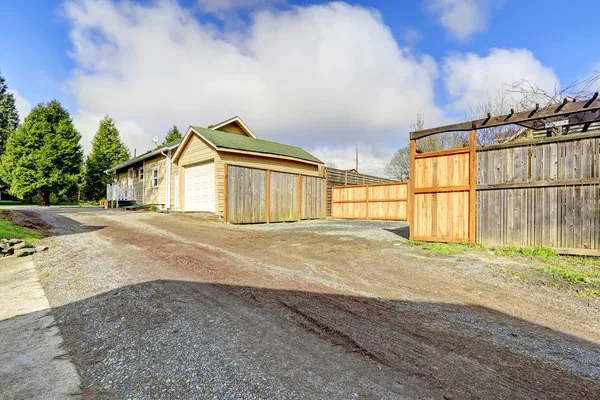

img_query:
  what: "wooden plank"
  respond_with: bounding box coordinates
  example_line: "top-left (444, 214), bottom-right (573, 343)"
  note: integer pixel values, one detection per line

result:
top-left (409, 140), bottom-right (416, 239)
top-left (414, 185), bottom-right (470, 194)
top-left (411, 98), bottom-right (600, 140)
top-left (477, 177), bottom-right (600, 190)
top-left (266, 170), bottom-right (271, 223)
top-left (298, 175), bottom-right (302, 221)
top-left (469, 130), bottom-right (477, 243)
top-left (332, 198), bottom-right (408, 204)
top-left (413, 147), bottom-right (470, 159)
top-left (223, 163), bottom-right (228, 223)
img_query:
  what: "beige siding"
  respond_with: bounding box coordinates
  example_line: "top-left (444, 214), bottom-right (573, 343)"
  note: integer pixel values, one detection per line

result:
top-left (216, 122), bottom-right (247, 136)
top-left (115, 162), bottom-right (144, 204)
top-left (144, 154), bottom-right (167, 205)
top-left (170, 150), bottom-right (177, 209)
top-left (175, 134), bottom-right (219, 212)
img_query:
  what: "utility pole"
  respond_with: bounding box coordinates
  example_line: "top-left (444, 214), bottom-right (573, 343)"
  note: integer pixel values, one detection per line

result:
top-left (355, 144), bottom-right (358, 172)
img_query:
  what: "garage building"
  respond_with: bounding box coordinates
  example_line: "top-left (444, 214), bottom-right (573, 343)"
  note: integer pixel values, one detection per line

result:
top-left (107, 117), bottom-right (324, 218)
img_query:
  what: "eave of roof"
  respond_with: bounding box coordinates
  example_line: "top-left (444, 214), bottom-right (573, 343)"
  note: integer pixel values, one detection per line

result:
top-left (188, 126), bottom-right (323, 164)
top-left (105, 139), bottom-right (182, 173)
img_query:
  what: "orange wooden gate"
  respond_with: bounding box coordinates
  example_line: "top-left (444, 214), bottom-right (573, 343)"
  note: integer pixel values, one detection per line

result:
top-left (332, 182), bottom-right (408, 221)
top-left (409, 131), bottom-right (476, 242)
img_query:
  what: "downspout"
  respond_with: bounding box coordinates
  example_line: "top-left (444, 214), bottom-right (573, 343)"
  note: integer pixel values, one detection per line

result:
top-left (161, 149), bottom-right (172, 210)
top-left (142, 160), bottom-right (146, 204)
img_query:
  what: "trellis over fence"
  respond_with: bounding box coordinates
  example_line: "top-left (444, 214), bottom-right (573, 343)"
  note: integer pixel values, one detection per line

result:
top-left (224, 164), bottom-right (326, 224)
top-left (408, 94), bottom-right (600, 256)
top-left (331, 182), bottom-right (408, 220)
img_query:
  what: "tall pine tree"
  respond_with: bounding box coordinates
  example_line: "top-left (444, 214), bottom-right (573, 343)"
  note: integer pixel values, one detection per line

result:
top-left (83, 116), bottom-right (130, 200)
top-left (163, 125), bottom-right (182, 145)
top-left (0, 100), bottom-right (83, 206)
top-left (0, 71), bottom-right (20, 155)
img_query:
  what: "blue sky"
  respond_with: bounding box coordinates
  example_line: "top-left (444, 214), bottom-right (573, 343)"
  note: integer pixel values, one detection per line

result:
top-left (1, 0), bottom-right (598, 174)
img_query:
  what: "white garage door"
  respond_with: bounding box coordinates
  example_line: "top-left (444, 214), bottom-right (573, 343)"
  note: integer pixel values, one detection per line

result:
top-left (184, 161), bottom-right (215, 212)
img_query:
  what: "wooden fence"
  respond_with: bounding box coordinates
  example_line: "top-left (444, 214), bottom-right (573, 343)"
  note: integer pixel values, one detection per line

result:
top-left (476, 133), bottom-right (600, 255)
top-left (325, 168), bottom-right (396, 217)
top-left (331, 182), bottom-right (408, 220)
top-left (409, 131), bottom-right (477, 243)
top-left (408, 131), bottom-right (600, 255)
top-left (225, 165), bottom-right (326, 224)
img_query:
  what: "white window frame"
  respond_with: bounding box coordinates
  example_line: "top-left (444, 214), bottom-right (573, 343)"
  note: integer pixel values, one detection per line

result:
top-left (139, 167), bottom-right (144, 182)
top-left (151, 166), bottom-right (159, 188)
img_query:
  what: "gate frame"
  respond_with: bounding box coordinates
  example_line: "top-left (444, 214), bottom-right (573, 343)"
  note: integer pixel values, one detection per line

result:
top-left (408, 94), bottom-right (600, 245)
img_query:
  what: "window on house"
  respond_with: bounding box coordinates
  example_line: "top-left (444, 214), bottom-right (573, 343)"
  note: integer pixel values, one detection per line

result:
top-left (152, 167), bottom-right (159, 188)
top-left (139, 167), bottom-right (144, 182)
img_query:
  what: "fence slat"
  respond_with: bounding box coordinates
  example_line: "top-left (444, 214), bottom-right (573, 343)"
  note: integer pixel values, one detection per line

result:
top-left (332, 182), bottom-right (408, 221)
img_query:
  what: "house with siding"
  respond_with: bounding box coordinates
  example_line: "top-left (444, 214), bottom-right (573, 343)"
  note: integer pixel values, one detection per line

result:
top-left (106, 117), bottom-right (323, 216)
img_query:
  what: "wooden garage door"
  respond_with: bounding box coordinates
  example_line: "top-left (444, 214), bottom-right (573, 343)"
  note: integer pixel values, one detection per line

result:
top-left (184, 161), bottom-right (215, 212)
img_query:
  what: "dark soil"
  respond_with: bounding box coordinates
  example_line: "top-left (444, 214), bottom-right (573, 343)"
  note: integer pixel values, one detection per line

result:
top-left (30, 209), bottom-right (600, 399)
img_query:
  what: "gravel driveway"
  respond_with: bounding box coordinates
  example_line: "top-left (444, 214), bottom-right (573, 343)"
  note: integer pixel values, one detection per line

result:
top-left (26, 208), bottom-right (600, 399)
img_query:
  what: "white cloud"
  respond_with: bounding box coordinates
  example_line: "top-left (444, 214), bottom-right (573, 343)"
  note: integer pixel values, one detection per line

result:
top-left (425, 0), bottom-right (494, 41)
top-left (401, 27), bottom-right (423, 44)
top-left (443, 48), bottom-right (559, 112)
top-left (62, 0), bottom-right (445, 154)
top-left (8, 90), bottom-right (31, 123)
top-left (196, 0), bottom-right (275, 13)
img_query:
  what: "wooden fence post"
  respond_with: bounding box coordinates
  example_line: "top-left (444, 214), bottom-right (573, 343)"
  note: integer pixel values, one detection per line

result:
top-left (223, 163), bottom-right (228, 223)
top-left (469, 130), bottom-right (477, 243)
top-left (266, 170), bottom-right (271, 223)
top-left (297, 175), bottom-right (303, 221)
top-left (409, 140), bottom-right (417, 239)
top-left (324, 168), bottom-right (328, 219)
top-left (365, 184), bottom-right (370, 219)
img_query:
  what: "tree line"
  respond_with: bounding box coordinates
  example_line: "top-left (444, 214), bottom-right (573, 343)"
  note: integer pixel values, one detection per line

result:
top-left (0, 71), bottom-right (183, 205)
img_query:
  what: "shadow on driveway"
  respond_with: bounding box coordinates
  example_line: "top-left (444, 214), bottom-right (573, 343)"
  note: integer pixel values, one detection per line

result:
top-left (47, 280), bottom-right (600, 399)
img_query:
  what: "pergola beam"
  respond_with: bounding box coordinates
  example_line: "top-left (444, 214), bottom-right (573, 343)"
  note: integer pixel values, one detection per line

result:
top-left (513, 109), bottom-right (600, 130)
top-left (410, 94), bottom-right (600, 140)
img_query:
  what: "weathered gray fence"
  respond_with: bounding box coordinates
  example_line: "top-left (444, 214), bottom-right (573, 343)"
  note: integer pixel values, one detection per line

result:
top-left (225, 165), bottom-right (326, 224)
top-left (476, 133), bottom-right (600, 255)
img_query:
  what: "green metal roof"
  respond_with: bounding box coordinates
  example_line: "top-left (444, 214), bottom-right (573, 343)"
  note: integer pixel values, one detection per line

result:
top-left (191, 126), bottom-right (323, 164)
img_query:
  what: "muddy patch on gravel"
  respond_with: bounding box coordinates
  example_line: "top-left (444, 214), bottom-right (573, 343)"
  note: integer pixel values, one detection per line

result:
top-left (0, 210), bottom-right (51, 236)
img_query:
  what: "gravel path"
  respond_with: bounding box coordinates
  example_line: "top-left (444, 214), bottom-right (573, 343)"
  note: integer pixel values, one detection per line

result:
top-left (27, 208), bottom-right (600, 399)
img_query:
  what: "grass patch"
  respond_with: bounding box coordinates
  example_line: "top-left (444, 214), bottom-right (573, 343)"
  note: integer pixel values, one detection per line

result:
top-left (148, 205), bottom-right (158, 212)
top-left (541, 265), bottom-right (590, 284)
top-left (406, 240), bottom-right (484, 255)
top-left (494, 249), bottom-right (600, 298)
top-left (0, 200), bottom-right (24, 206)
top-left (494, 246), bottom-right (557, 262)
top-left (0, 218), bottom-right (39, 242)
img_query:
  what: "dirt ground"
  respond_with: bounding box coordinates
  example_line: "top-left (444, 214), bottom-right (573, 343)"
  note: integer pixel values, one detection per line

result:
top-left (20, 208), bottom-right (600, 399)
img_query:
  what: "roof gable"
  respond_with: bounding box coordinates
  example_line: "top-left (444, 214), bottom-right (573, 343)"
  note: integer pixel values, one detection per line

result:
top-left (209, 116), bottom-right (256, 138)
top-left (174, 126), bottom-right (322, 165)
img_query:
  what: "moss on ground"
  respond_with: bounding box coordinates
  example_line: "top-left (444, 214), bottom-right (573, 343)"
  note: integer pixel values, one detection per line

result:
top-left (405, 241), bottom-right (600, 298)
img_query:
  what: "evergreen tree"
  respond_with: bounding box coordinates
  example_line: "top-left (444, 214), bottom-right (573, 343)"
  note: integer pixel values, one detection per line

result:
top-left (0, 71), bottom-right (20, 154)
top-left (83, 116), bottom-right (130, 201)
top-left (0, 100), bottom-right (83, 206)
top-left (164, 125), bottom-right (182, 145)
